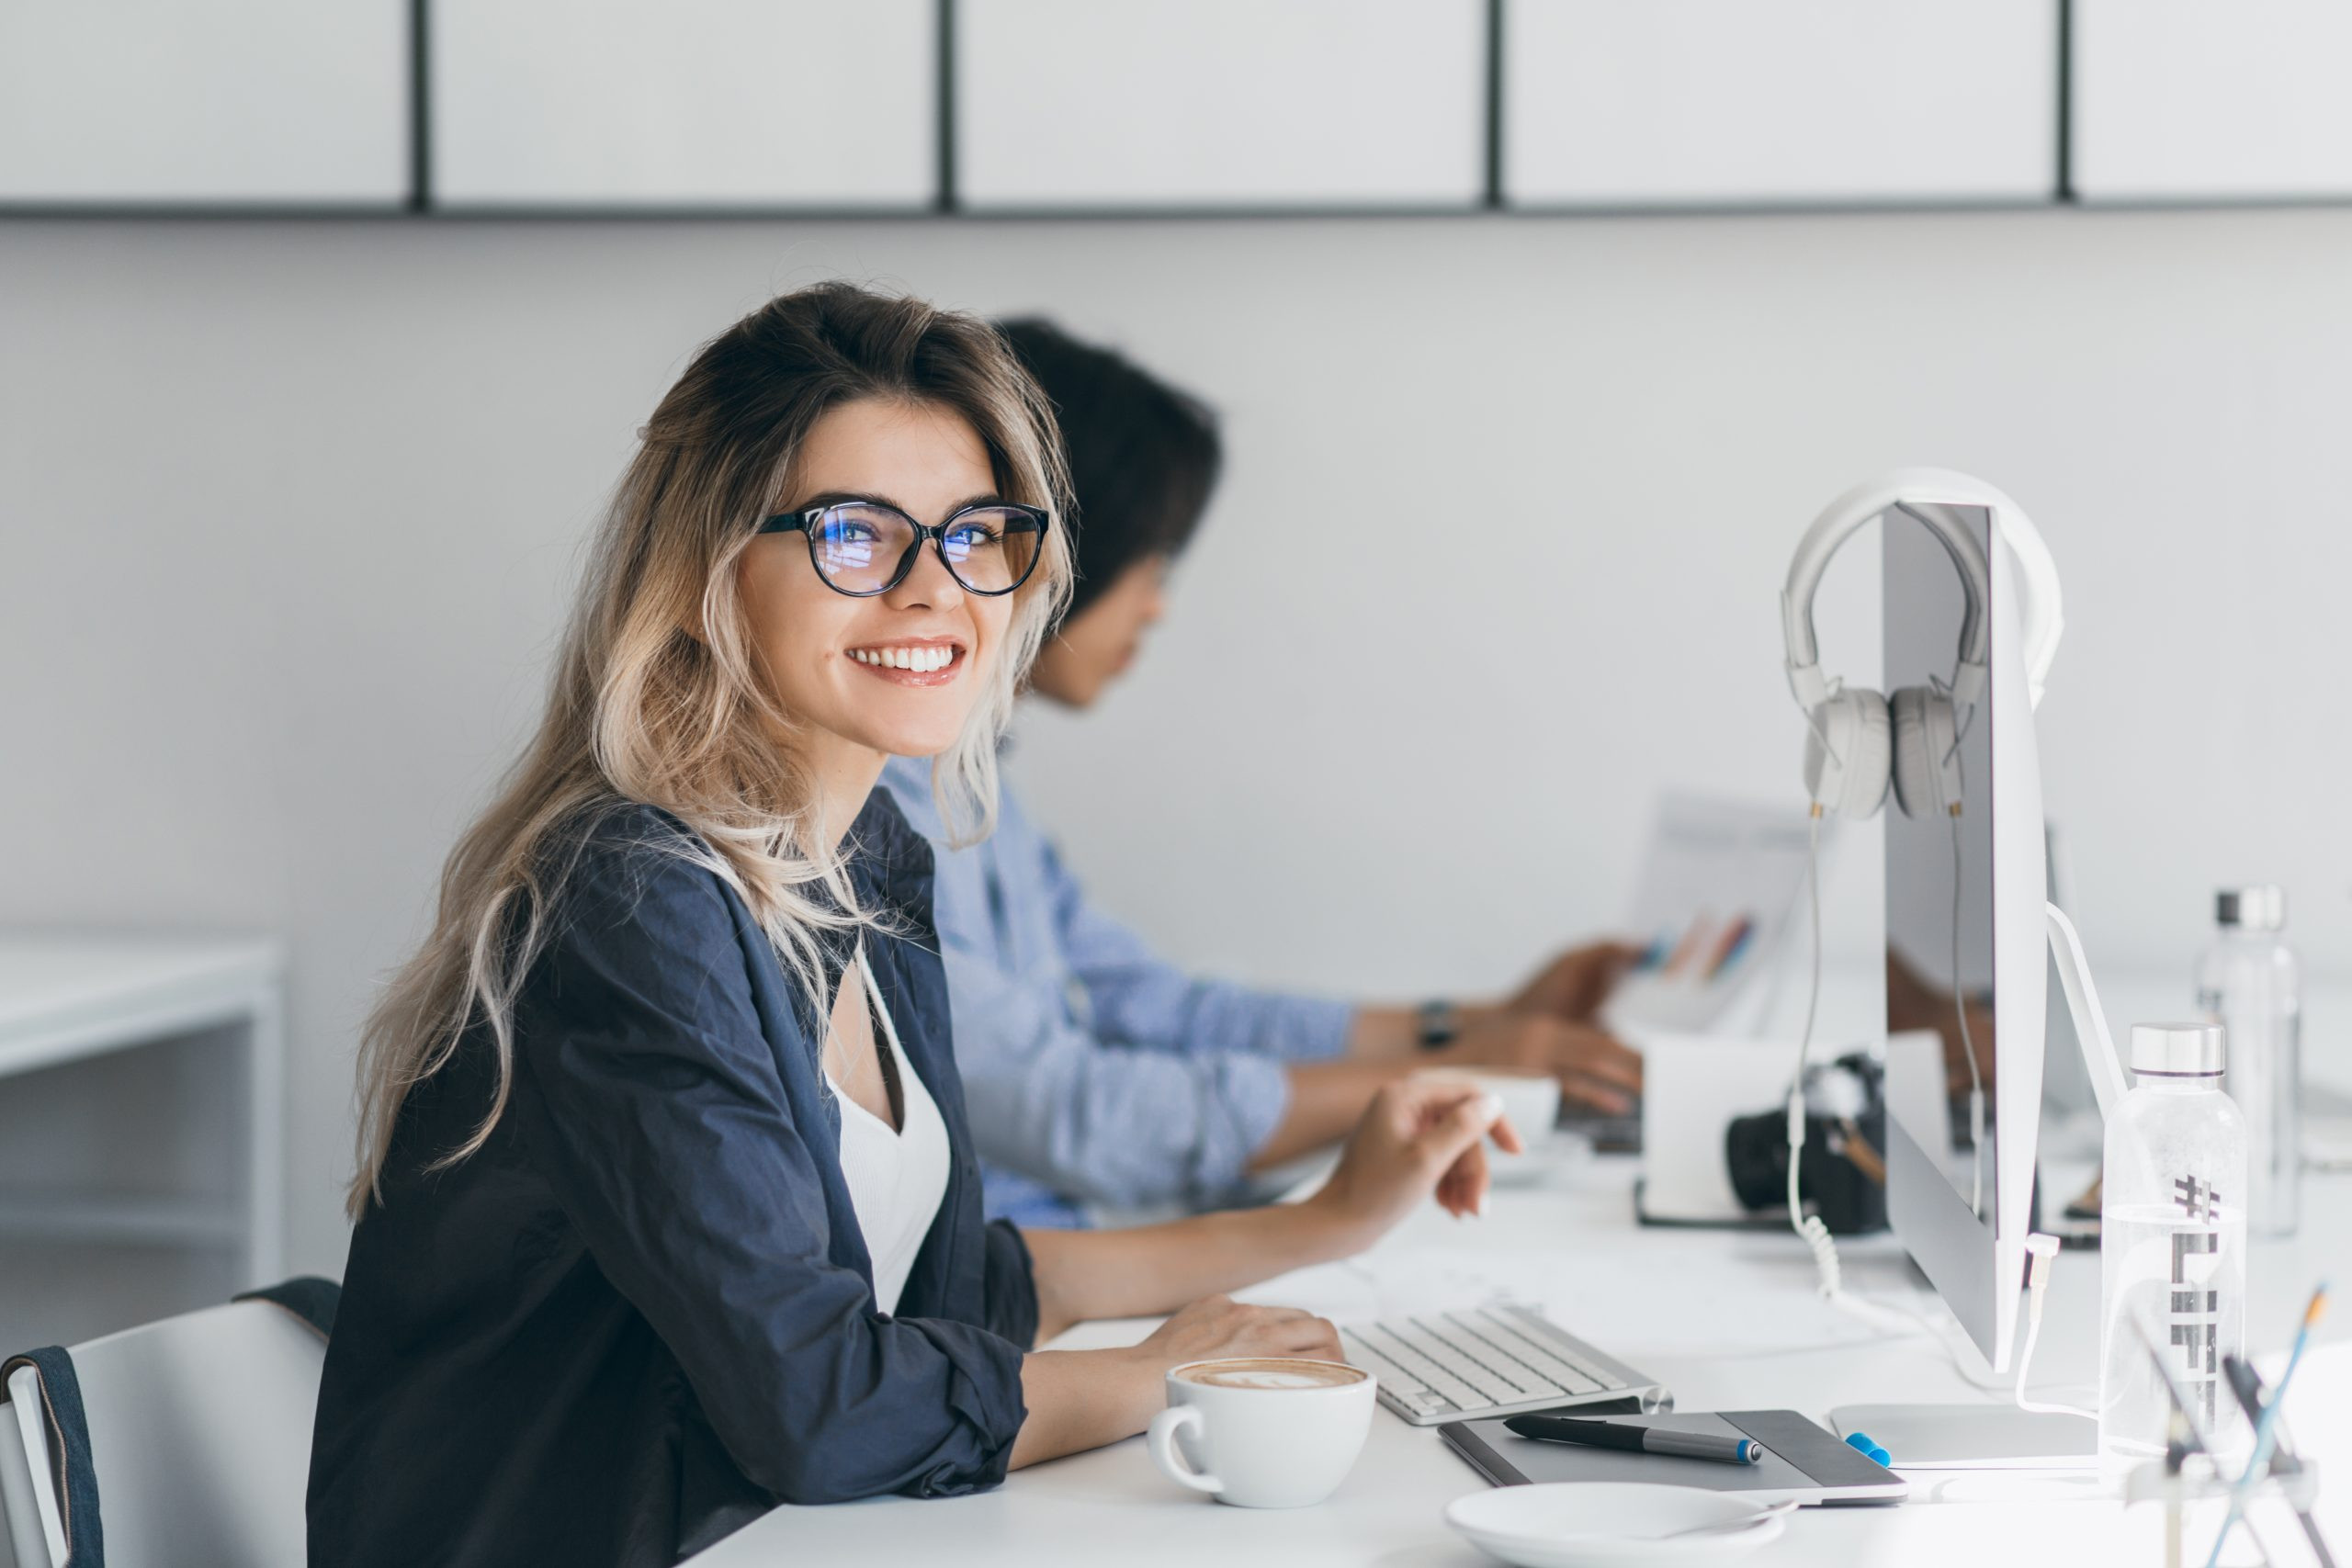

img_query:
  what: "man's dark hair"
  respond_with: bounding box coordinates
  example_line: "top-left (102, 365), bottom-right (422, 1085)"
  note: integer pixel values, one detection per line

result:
top-left (998, 318), bottom-right (1221, 620)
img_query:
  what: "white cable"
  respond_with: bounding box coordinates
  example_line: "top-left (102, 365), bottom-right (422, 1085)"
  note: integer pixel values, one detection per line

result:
top-left (1787, 805), bottom-right (1985, 1342)
top-left (2014, 1235), bottom-right (2098, 1420)
top-left (1784, 809), bottom-right (1919, 1334)
top-left (1787, 808), bottom-right (1838, 1287)
top-left (1949, 808), bottom-right (1986, 1218)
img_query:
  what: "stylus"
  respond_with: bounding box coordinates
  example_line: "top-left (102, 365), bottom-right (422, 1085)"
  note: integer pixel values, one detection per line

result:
top-left (1503, 1416), bottom-right (1763, 1465)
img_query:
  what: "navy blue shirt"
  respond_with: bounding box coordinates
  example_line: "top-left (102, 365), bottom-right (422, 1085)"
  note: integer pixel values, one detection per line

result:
top-left (310, 795), bottom-right (1037, 1568)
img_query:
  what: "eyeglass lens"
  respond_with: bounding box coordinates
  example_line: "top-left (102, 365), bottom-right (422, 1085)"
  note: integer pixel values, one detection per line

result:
top-left (808, 502), bottom-right (1042, 595)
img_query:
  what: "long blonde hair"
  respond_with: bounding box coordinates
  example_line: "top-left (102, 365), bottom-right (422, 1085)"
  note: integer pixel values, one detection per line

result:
top-left (347, 282), bottom-right (1072, 1216)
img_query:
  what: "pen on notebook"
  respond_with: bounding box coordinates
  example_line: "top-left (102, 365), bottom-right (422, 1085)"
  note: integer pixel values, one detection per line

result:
top-left (1503, 1416), bottom-right (1763, 1466)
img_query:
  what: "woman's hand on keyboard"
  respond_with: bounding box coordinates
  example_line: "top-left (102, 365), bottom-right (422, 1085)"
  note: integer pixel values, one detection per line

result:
top-left (1133, 1294), bottom-right (1345, 1372)
top-left (1312, 1078), bottom-right (1523, 1247)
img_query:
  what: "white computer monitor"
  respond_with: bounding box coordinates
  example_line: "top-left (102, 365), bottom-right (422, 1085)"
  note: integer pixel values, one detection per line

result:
top-left (1877, 494), bottom-right (2049, 1377)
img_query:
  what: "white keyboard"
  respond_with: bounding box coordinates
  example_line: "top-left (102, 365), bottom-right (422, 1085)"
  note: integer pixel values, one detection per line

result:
top-left (1340, 1303), bottom-right (1669, 1427)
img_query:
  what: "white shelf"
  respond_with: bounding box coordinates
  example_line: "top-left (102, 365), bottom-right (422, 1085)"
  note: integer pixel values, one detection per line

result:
top-left (0, 0), bottom-right (409, 205)
top-left (0, 934), bottom-right (282, 1080)
top-left (0, 931), bottom-right (287, 1287)
top-left (2074, 0), bottom-right (2352, 202)
top-left (1505, 0), bottom-right (2059, 208)
top-left (431, 0), bottom-right (937, 209)
top-left (956, 0), bottom-right (1487, 211)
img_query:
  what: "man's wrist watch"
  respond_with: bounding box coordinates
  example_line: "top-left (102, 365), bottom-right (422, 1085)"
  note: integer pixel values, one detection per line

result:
top-left (1415, 998), bottom-right (1459, 1052)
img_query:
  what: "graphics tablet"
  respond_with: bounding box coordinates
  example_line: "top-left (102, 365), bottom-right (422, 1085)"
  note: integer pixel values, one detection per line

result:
top-left (1441, 1409), bottom-right (1907, 1506)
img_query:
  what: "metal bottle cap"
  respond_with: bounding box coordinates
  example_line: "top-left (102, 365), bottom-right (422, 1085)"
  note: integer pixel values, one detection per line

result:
top-left (2132, 1021), bottom-right (2227, 1077)
top-left (2216, 886), bottom-right (2286, 931)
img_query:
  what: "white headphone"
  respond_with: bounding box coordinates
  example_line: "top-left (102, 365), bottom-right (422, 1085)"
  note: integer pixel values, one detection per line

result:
top-left (1780, 468), bottom-right (2064, 820)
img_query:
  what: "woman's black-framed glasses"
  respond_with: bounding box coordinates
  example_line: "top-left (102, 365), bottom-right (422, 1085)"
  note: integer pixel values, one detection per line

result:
top-left (758, 499), bottom-right (1051, 598)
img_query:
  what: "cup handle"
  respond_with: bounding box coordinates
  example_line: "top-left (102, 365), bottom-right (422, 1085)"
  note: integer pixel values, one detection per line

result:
top-left (1146, 1405), bottom-right (1224, 1495)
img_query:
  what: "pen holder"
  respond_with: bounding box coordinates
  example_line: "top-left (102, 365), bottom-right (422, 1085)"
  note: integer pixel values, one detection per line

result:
top-left (2122, 1455), bottom-right (2324, 1566)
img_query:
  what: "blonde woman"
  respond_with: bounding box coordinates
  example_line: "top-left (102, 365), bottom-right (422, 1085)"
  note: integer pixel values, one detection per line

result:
top-left (310, 284), bottom-right (1517, 1568)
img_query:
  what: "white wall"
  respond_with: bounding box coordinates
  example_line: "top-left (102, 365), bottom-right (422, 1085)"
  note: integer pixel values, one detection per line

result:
top-left (3, 209), bottom-right (2346, 1277)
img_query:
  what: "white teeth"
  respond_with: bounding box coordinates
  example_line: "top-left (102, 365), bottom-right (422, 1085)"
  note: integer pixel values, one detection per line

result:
top-left (853, 645), bottom-right (956, 671)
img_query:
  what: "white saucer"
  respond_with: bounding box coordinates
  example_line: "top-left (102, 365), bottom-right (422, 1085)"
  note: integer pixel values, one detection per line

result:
top-left (1443, 1483), bottom-right (1787, 1567)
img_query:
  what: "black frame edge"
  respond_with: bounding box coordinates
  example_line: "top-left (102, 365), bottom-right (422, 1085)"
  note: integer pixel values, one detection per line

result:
top-left (1485, 0), bottom-right (1506, 209)
top-left (2055, 0), bottom-right (2075, 203)
top-left (936, 0), bottom-right (956, 212)
top-left (409, 0), bottom-right (432, 211)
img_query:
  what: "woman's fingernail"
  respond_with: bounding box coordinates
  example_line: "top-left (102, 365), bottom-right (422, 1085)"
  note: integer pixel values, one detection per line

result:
top-left (1477, 1093), bottom-right (1506, 1122)
top-left (1472, 1193), bottom-right (1487, 1220)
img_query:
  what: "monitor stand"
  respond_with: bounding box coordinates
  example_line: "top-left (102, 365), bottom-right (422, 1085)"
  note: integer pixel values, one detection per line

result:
top-left (1827, 1405), bottom-right (2096, 1471)
top-left (1827, 908), bottom-right (2128, 1470)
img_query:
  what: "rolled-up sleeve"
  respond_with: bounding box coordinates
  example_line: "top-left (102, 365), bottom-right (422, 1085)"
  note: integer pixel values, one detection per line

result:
top-left (507, 839), bottom-right (1027, 1504)
top-left (979, 1220), bottom-right (1040, 1348)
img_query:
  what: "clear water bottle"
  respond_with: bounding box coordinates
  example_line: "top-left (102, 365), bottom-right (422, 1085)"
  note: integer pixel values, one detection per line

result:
top-left (2196, 886), bottom-right (2301, 1236)
top-left (2098, 1022), bottom-right (2248, 1472)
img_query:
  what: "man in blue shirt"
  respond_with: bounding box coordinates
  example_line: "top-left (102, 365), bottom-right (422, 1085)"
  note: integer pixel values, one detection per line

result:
top-left (882, 321), bottom-right (1640, 1228)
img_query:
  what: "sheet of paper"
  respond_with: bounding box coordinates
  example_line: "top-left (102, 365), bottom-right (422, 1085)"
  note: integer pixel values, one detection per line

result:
top-left (1603, 793), bottom-right (1825, 1035)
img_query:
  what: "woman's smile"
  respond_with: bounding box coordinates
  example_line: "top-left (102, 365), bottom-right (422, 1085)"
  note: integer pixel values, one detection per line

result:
top-left (844, 635), bottom-right (969, 686)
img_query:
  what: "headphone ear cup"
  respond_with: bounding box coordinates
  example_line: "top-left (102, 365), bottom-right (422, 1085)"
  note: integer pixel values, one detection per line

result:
top-left (1804, 689), bottom-right (1891, 818)
top-left (1890, 685), bottom-right (1962, 819)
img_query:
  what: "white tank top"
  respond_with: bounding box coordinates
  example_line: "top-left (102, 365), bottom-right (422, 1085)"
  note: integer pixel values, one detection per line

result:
top-left (826, 950), bottom-right (951, 1317)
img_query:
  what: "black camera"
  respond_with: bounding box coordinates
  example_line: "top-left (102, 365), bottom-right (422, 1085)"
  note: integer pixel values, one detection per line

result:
top-left (1724, 1051), bottom-right (1889, 1235)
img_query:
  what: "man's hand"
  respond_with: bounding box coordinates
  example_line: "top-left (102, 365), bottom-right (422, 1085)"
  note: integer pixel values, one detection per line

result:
top-left (1432, 1013), bottom-right (1643, 1115)
top-left (1886, 951), bottom-right (1998, 1099)
top-left (1510, 941), bottom-right (1644, 1025)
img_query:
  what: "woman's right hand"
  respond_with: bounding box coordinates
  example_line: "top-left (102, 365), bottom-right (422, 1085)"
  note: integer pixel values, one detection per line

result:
top-left (1131, 1294), bottom-right (1343, 1373)
top-left (1018, 1297), bottom-right (1348, 1470)
top-left (1309, 1077), bottom-right (1521, 1252)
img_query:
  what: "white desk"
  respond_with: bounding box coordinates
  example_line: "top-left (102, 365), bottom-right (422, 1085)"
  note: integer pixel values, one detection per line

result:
top-left (0, 934), bottom-right (287, 1306)
top-left (689, 1143), bottom-right (2349, 1567)
top-left (692, 964), bottom-right (2346, 1564)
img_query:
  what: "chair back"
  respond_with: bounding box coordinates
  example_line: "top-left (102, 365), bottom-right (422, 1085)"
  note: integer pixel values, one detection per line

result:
top-left (1, 1280), bottom-right (334, 1568)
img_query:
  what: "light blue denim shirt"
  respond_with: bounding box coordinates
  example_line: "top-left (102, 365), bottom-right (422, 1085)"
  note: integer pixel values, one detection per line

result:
top-left (879, 755), bottom-right (1354, 1228)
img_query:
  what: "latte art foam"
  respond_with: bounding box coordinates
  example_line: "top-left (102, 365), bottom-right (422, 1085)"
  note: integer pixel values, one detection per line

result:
top-left (1173, 1359), bottom-right (1367, 1391)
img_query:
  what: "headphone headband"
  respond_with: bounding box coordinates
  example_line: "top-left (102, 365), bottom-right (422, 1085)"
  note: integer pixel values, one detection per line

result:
top-left (1781, 468), bottom-right (2063, 713)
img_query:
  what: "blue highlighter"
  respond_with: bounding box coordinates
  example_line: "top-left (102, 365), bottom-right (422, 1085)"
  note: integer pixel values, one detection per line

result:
top-left (1844, 1430), bottom-right (1893, 1467)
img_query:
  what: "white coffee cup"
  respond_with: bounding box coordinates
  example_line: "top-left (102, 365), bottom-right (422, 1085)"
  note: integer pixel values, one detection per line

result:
top-left (1145, 1358), bottom-right (1376, 1508)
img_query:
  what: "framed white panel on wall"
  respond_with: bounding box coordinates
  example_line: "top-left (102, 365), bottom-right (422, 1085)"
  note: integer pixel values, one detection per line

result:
top-left (2074, 1), bottom-right (2352, 201)
top-left (0, 1), bottom-right (408, 205)
top-left (432, 0), bottom-right (936, 209)
top-left (956, 0), bottom-right (1487, 211)
top-left (1505, 0), bottom-right (2058, 207)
